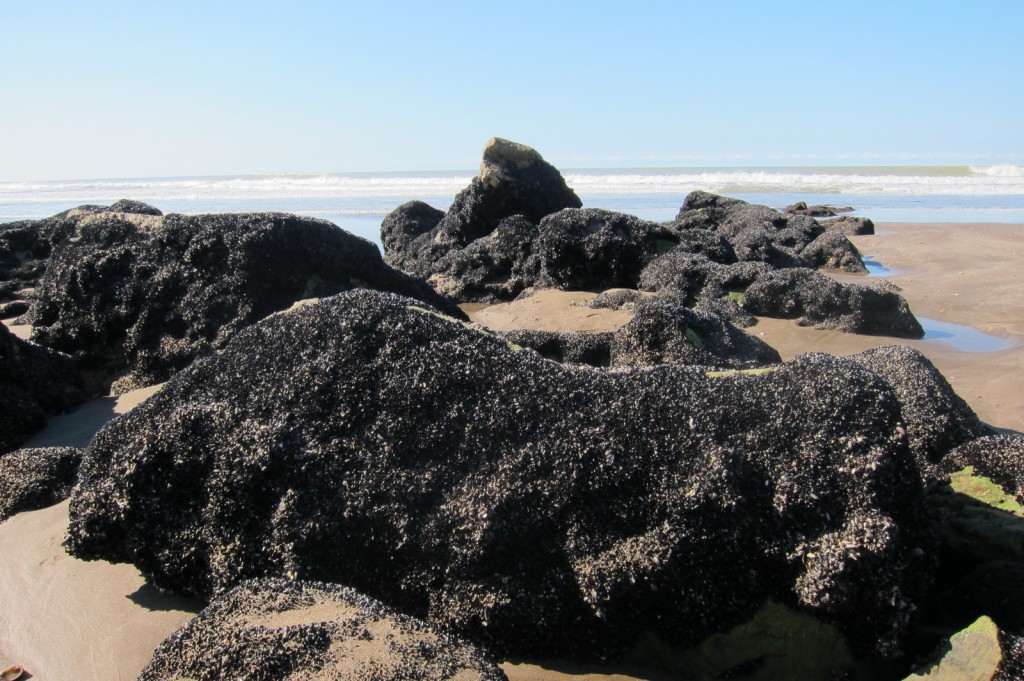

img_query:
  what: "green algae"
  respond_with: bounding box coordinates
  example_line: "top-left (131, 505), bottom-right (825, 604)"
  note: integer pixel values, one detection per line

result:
top-left (950, 467), bottom-right (1024, 517)
top-left (705, 367), bottom-right (776, 378)
top-left (627, 599), bottom-right (873, 680)
top-left (904, 615), bottom-right (1002, 680)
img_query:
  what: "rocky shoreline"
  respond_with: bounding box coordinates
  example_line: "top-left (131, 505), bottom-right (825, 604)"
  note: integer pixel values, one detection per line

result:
top-left (2, 139), bottom-right (1023, 680)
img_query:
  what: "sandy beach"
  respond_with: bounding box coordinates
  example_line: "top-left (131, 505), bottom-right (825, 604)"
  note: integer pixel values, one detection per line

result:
top-left (1, 221), bottom-right (1021, 679)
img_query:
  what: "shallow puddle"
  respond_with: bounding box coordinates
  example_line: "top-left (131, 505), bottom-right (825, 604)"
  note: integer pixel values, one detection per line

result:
top-left (919, 317), bottom-right (1014, 353)
top-left (862, 255), bottom-right (894, 277)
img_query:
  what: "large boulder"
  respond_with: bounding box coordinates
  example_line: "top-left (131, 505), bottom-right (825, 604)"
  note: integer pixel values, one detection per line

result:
top-left (0, 446), bottom-right (82, 521)
top-left (822, 215), bottom-right (875, 237)
top-left (537, 208), bottom-right (679, 290)
top-left (670, 192), bottom-right (867, 274)
top-left (0, 201), bottom-right (163, 311)
top-left (610, 299), bottom-right (780, 369)
top-left (848, 346), bottom-right (988, 468)
top-left (0, 323), bottom-right (85, 454)
top-left (138, 578), bottom-right (508, 681)
top-left (744, 269), bottom-right (924, 338)
top-left (68, 290), bottom-right (931, 660)
top-left (801, 230), bottom-right (868, 273)
top-left (381, 138), bottom-right (581, 285)
top-left (28, 209), bottom-right (462, 394)
top-left (426, 215), bottom-right (542, 303)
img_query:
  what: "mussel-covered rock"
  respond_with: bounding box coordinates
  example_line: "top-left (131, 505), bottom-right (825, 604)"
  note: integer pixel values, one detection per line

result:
top-left (68, 290), bottom-right (931, 660)
top-left (138, 578), bottom-right (507, 681)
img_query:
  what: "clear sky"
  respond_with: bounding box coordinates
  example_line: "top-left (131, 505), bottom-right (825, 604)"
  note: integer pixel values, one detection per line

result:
top-left (1, 0), bottom-right (1022, 181)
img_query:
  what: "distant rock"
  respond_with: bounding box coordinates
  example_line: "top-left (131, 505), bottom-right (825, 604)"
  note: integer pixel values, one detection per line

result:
top-left (28, 209), bottom-right (462, 394)
top-left (849, 346), bottom-right (988, 468)
top-left (381, 138), bottom-right (581, 290)
top-left (784, 202), bottom-right (854, 217)
top-left (0, 446), bottom-right (82, 521)
top-left (537, 208), bottom-right (679, 290)
top-left (610, 299), bottom-right (780, 369)
top-left (670, 192), bottom-right (868, 273)
top-left (138, 578), bottom-right (507, 681)
top-left (68, 290), bottom-right (931, 660)
top-left (800, 230), bottom-right (868, 273)
top-left (822, 215), bottom-right (876, 236)
top-left (744, 269), bottom-right (924, 338)
top-left (1, 323), bottom-right (85, 454)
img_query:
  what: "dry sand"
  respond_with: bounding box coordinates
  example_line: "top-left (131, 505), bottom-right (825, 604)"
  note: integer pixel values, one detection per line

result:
top-left (0, 222), bottom-right (1020, 679)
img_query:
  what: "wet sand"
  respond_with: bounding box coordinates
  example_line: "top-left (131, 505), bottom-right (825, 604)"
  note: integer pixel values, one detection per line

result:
top-left (1, 221), bottom-right (1021, 679)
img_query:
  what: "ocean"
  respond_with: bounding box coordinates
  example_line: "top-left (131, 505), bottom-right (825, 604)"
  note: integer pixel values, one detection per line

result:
top-left (2, 164), bottom-right (1023, 248)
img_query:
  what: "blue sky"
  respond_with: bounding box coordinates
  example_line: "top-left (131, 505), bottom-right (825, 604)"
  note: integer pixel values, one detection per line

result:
top-left (1, 1), bottom-right (1022, 181)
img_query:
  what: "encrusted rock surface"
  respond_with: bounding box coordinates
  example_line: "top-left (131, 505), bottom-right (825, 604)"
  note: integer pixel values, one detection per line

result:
top-left (940, 435), bottom-right (1024, 504)
top-left (0, 201), bottom-right (163, 309)
top-left (28, 209), bottom-right (462, 393)
top-left (744, 269), bottom-right (924, 338)
top-left (138, 578), bottom-right (507, 681)
top-left (823, 215), bottom-right (876, 236)
top-left (68, 290), bottom-right (932, 660)
top-left (499, 329), bottom-right (612, 366)
top-left (1, 322), bottom-right (85, 454)
top-left (801, 230), bottom-right (868, 273)
top-left (610, 299), bottom-right (780, 369)
top-left (0, 446), bottom-right (82, 521)
top-left (537, 208), bottom-right (679, 290)
top-left (849, 346), bottom-right (988, 468)
top-left (381, 138), bottom-right (580, 293)
top-left (784, 202), bottom-right (853, 217)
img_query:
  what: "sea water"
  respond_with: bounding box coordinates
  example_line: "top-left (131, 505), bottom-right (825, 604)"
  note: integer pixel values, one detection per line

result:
top-left (2, 165), bottom-right (1023, 247)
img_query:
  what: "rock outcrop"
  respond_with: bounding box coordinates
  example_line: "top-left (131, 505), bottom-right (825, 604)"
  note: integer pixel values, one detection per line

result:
top-left (610, 299), bottom-right (780, 369)
top-left (0, 201), bottom-right (164, 314)
top-left (381, 138), bottom-right (581, 300)
top-left (68, 290), bottom-right (931, 661)
top-left (823, 215), bottom-right (876, 236)
top-left (138, 578), bottom-right (507, 681)
top-left (1, 323), bottom-right (85, 454)
top-left (744, 270), bottom-right (924, 338)
top-left (670, 191), bottom-right (867, 274)
top-left (537, 209), bottom-right (679, 290)
top-left (0, 446), bottom-right (82, 521)
top-left (28, 209), bottom-right (462, 393)
top-left (784, 202), bottom-right (854, 217)
top-left (849, 346), bottom-right (988, 468)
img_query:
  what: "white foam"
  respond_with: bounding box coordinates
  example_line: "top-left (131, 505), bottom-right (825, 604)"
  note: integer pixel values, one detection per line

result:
top-left (971, 164), bottom-right (1024, 178)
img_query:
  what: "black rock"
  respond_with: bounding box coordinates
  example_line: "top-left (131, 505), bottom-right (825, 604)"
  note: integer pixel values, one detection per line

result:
top-left (1, 323), bottom-right (86, 454)
top-left (639, 252), bottom-right (771, 302)
top-left (0, 201), bottom-right (166, 306)
top-left (0, 446), bottom-right (82, 521)
top-left (744, 269), bottom-right (925, 338)
top-left (381, 138), bottom-right (580, 288)
top-left (801, 230), bottom-right (868, 273)
top-left (848, 346), bottom-right (988, 468)
top-left (425, 215), bottom-right (541, 303)
top-left (0, 300), bottom-right (30, 318)
top-left (499, 329), bottom-right (612, 367)
top-left (822, 216), bottom-right (876, 236)
top-left (662, 230), bottom-right (737, 264)
top-left (785, 202), bottom-right (854, 217)
top-left (29, 210), bottom-right (463, 394)
top-left (671, 192), bottom-right (868, 274)
top-left (68, 290), bottom-right (931, 660)
top-left (610, 299), bottom-right (780, 369)
top-left (138, 578), bottom-right (508, 681)
top-left (537, 208), bottom-right (679, 290)
top-left (940, 435), bottom-right (1024, 504)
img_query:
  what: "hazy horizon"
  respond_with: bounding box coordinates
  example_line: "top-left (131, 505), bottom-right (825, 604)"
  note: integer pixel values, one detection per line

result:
top-left (2, 1), bottom-right (1022, 182)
